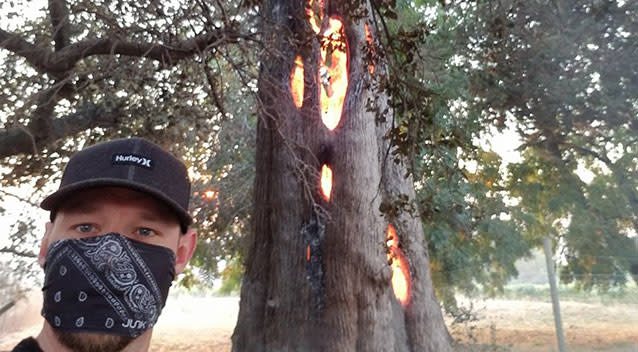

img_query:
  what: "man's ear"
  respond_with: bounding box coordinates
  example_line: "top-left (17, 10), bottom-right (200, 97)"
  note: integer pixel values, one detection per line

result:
top-left (174, 229), bottom-right (197, 275)
top-left (38, 222), bottom-right (53, 268)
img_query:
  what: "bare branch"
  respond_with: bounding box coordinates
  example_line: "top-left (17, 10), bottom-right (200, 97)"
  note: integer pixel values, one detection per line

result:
top-left (0, 189), bottom-right (40, 207)
top-left (0, 28), bottom-right (51, 73)
top-left (49, 0), bottom-right (71, 50)
top-left (0, 26), bottom-right (251, 74)
top-left (0, 248), bottom-right (37, 258)
top-left (0, 104), bottom-right (120, 158)
top-left (0, 301), bottom-right (16, 317)
top-left (203, 60), bottom-right (227, 117)
top-left (563, 143), bottom-right (613, 166)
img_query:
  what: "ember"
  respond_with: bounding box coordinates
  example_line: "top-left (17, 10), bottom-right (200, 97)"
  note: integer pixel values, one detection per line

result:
top-left (204, 189), bottom-right (218, 201)
top-left (320, 164), bottom-right (333, 201)
top-left (364, 24), bottom-right (375, 74)
top-left (291, 55), bottom-right (304, 108)
top-left (386, 224), bottom-right (411, 307)
top-left (306, 0), bottom-right (323, 34)
top-left (319, 17), bottom-right (348, 131)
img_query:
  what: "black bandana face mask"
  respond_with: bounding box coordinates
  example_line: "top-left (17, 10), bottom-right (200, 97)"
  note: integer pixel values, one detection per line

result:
top-left (41, 233), bottom-right (176, 337)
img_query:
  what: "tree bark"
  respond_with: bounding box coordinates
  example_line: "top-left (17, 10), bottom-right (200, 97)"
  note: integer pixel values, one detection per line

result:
top-left (543, 237), bottom-right (568, 352)
top-left (232, 1), bottom-right (451, 351)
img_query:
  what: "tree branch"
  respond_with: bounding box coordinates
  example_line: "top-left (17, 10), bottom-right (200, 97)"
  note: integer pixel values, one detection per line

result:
top-left (0, 28), bottom-right (51, 73)
top-left (203, 59), bottom-right (227, 117)
top-left (0, 301), bottom-right (16, 317)
top-left (48, 0), bottom-right (71, 50)
top-left (0, 189), bottom-right (40, 207)
top-left (0, 26), bottom-right (249, 74)
top-left (563, 142), bottom-right (612, 166)
top-left (0, 248), bottom-right (37, 258)
top-left (0, 103), bottom-right (120, 158)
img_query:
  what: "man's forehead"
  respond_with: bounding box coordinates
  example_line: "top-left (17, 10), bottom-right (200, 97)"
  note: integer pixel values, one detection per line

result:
top-left (58, 187), bottom-right (175, 217)
top-left (67, 187), bottom-right (151, 202)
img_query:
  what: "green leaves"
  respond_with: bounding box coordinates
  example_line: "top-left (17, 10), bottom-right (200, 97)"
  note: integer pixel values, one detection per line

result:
top-left (378, 0), bottom-right (638, 307)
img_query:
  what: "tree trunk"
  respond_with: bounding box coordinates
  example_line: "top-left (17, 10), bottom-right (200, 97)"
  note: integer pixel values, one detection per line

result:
top-left (543, 237), bottom-right (568, 352)
top-left (231, 1), bottom-right (451, 351)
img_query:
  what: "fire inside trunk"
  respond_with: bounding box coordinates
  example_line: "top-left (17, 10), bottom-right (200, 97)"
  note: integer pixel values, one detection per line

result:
top-left (320, 164), bottom-right (333, 201)
top-left (319, 17), bottom-right (348, 131)
top-left (290, 56), bottom-right (304, 108)
top-left (232, 1), bottom-right (451, 351)
top-left (386, 224), bottom-right (411, 306)
top-left (290, 0), bottom-right (411, 309)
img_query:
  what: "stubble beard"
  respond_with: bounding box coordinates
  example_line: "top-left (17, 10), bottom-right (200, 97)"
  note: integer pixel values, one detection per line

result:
top-left (54, 330), bottom-right (134, 352)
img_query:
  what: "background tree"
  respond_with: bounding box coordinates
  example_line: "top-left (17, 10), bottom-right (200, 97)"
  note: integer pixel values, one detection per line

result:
top-left (464, 0), bottom-right (638, 288)
top-left (379, 1), bottom-right (531, 312)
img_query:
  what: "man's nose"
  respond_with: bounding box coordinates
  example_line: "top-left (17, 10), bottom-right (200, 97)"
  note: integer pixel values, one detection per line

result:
top-left (100, 220), bottom-right (130, 236)
top-left (99, 207), bottom-right (137, 235)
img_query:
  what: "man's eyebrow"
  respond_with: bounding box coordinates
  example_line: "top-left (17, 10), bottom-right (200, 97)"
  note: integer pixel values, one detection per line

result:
top-left (138, 209), bottom-right (176, 225)
top-left (58, 199), bottom-right (100, 215)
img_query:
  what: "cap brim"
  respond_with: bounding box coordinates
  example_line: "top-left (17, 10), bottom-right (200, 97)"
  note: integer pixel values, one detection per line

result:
top-left (41, 178), bottom-right (193, 232)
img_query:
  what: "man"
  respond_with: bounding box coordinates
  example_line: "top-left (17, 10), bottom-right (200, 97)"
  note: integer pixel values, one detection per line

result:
top-left (12, 137), bottom-right (197, 352)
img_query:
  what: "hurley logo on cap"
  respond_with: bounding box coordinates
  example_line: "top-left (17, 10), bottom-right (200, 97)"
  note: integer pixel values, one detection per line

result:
top-left (112, 154), bottom-right (153, 169)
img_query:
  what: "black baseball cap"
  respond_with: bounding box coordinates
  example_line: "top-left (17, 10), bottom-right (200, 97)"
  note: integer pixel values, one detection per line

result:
top-left (41, 137), bottom-right (192, 233)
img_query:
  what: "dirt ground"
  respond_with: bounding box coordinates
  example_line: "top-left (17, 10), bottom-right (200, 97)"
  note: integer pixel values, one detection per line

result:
top-left (1, 293), bottom-right (636, 351)
top-left (449, 299), bottom-right (638, 352)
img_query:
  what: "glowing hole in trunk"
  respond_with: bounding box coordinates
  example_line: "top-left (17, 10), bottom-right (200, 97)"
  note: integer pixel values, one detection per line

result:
top-left (319, 17), bottom-right (348, 131)
top-left (291, 55), bottom-right (304, 108)
top-left (306, 245), bottom-right (311, 261)
top-left (306, 0), bottom-right (323, 34)
top-left (386, 224), bottom-right (410, 307)
top-left (203, 189), bottom-right (218, 201)
top-left (364, 24), bottom-right (375, 74)
top-left (320, 164), bottom-right (333, 201)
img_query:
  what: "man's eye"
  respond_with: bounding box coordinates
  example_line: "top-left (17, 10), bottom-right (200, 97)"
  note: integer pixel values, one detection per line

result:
top-left (75, 224), bottom-right (95, 233)
top-left (137, 228), bottom-right (156, 237)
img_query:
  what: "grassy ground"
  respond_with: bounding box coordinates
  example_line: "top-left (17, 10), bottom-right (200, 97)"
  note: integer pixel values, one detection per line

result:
top-left (1, 288), bottom-right (636, 351)
top-left (501, 283), bottom-right (638, 304)
top-left (449, 298), bottom-right (638, 352)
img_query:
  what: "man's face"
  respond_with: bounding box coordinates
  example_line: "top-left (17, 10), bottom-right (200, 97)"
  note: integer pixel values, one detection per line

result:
top-left (38, 186), bottom-right (196, 352)
top-left (43, 187), bottom-right (185, 252)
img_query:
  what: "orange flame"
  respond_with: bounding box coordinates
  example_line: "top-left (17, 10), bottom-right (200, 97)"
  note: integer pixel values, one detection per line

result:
top-left (291, 55), bottom-right (304, 108)
top-left (319, 17), bottom-right (348, 131)
top-left (306, 0), bottom-right (323, 34)
top-left (386, 224), bottom-right (410, 307)
top-left (320, 164), bottom-right (333, 201)
top-left (364, 23), bottom-right (375, 74)
top-left (203, 189), bottom-right (218, 201)
top-left (306, 245), bottom-right (311, 261)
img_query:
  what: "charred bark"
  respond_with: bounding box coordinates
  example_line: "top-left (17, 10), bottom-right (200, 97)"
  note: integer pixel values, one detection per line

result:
top-left (232, 1), bottom-right (451, 351)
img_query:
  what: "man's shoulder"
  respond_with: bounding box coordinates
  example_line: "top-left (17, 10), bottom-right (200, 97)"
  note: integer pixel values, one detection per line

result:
top-left (11, 337), bottom-right (43, 352)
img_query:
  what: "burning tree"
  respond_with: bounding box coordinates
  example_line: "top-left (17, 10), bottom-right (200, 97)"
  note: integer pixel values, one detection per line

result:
top-left (232, 1), bottom-right (451, 350)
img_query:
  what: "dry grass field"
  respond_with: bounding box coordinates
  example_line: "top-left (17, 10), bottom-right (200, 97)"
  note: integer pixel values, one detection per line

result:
top-left (1, 292), bottom-right (636, 351)
top-left (449, 298), bottom-right (638, 352)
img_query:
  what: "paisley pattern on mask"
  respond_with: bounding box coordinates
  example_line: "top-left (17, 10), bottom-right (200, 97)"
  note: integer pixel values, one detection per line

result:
top-left (76, 235), bottom-right (160, 325)
top-left (83, 237), bottom-right (138, 286)
top-left (41, 233), bottom-right (175, 337)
